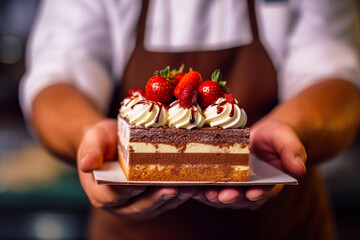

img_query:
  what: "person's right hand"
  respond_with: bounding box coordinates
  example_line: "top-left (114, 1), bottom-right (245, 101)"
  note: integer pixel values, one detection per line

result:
top-left (77, 119), bottom-right (195, 219)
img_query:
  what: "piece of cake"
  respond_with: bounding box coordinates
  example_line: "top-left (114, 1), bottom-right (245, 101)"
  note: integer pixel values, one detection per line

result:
top-left (118, 67), bottom-right (249, 182)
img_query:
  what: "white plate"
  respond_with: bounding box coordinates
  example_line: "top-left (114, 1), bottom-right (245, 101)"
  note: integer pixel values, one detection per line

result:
top-left (93, 154), bottom-right (298, 186)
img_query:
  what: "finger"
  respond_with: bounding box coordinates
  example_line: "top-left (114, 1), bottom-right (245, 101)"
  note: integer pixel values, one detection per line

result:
top-left (192, 187), bottom-right (204, 200)
top-left (146, 187), bottom-right (196, 219)
top-left (204, 187), bottom-right (219, 201)
top-left (113, 187), bottom-right (178, 216)
top-left (79, 170), bottom-right (147, 208)
top-left (192, 191), bottom-right (227, 209)
top-left (78, 148), bottom-right (103, 172)
top-left (177, 186), bottom-right (196, 200)
top-left (78, 120), bottom-right (117, 172)
top-left (245, 185), bottom-right (274, 201)
top-left (218, 187), bottom-right (245, 203)
top-left (273, 126), bottom-right (307, 176)
top-left (245, 184), bottom-right (283, 202)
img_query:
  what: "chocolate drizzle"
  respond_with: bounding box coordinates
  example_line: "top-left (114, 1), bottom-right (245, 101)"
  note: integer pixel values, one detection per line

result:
top-left (216, 101), bottom-right (227, 114)
top-left (154, 107), bottom-right (161, 123)
top-left (214, 100), bottom-right (236, 117)
top-left (149, 102), bottom-right (154, 112)
top-left (229, 103), bottom-right (235, 117)
top-left (131, 100), bottom-right (164, 123)
top-left (189, 109), bottom-right (195, 124)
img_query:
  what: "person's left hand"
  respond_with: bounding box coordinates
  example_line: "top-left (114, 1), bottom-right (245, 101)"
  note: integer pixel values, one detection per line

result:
top-left (193, 118), bottom-right (307, 210)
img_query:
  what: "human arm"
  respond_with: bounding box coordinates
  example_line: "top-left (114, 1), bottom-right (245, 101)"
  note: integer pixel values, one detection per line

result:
top-left (194, 0), bottom-right (360, 208)
top-left (31, 83), bottom-right (195, 219)
top-left (22, 1), bottom-right (195, 219)
top-left (194, 79), bottom-right (360, 209)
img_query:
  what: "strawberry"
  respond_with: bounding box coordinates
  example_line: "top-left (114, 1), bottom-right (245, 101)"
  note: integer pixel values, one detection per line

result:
top-left (174, 71), bottom-right (202, 99)
top-left (179, 84), bottom-right (198, 108)
top-left (224, 93), bottom-right (235, 104)
top-left (197, 69), bottom-right (227, 109)
top-left (145, 66), bottom-right (175, 104)
top-left (170, 64), bottom-right (185, 85)
top-left (128, 88), bottom-right (145, 96)
top-left (172, 73), bottom-right (185, 85)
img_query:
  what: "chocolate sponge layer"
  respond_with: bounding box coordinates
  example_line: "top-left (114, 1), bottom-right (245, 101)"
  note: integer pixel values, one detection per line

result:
top-left (129, 125), bottom-right (250, 144)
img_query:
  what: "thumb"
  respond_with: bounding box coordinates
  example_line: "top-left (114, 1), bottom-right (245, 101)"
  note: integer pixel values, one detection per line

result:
top-left (273, 125), bottom-right (307, 176)
top-left (78, 128), bottom-right (106, 172)
top-left (77, 120), bottom-right (118, 172)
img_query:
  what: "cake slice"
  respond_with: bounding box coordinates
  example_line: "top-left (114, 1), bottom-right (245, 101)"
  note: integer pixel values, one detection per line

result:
top-left (118, 115), bottom-right (250, 181)
top-left (118, 67), bottom-right (250, 182)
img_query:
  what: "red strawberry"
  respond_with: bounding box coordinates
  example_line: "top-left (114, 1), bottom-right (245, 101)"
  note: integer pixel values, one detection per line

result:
top-left (174, 71), bottom-right (202, 99)
top-left (128, 88), bottom-right (145, 96)
top-left (145, 75), bottom-right (174, 104)
top-left (179, 84), bottom-right (198, 108)
top-left (170, 64), bottom-right (185, 85)
top-left (197, 69), bottom-right (227, 109)
top-left (224, 93), bottom-right (235, 104)
top-left (172, 73), bottom-right (185, 85)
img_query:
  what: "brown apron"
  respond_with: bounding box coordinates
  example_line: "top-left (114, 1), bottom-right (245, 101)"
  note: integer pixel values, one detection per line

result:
top-left (93, 1), bottom-right (336, 239)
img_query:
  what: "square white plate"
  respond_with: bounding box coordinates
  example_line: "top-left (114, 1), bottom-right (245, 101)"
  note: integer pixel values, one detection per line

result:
top-left (93, 154), bottom-right (298, 186)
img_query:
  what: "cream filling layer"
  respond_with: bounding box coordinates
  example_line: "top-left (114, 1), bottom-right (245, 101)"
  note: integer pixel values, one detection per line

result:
top-left (128, 142), bottom-right (249, 153)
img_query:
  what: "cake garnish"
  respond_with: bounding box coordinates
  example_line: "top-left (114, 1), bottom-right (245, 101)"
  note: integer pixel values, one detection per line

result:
top-left (197, 69), bottom-right (227, 109)
top-left (204, 97), bottom-right (247, 129)
top-left (145, 66), bottom-right (176, 104)
top-left (120, 89), bottom-right (146, 116)
top-left (174, 70), bottom-right (202, 99)
top-left (168, 100), bottom-right (205, 129)
top-left (170, 64), bottom-right (185, 85)
top-left (178, 83), bottom-right (198, 108)
top-left (126, 100), bottom-right (167, 127)
top-left (120, 67), bottom-right (247, 129)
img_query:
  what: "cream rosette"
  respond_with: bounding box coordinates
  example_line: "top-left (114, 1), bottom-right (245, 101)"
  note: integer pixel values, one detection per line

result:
top-left (120, 92), bottom-right (146, 117)
top-left (123, 100), bottom-right (167, 127)
top-left (204, 97), bottom-right (247, 128)
top-left (168, 101), bottom-right (205, 129)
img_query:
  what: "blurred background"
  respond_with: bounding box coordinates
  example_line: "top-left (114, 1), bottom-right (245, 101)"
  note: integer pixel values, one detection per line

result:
top-left (0, 1), bottom-right (359, 239)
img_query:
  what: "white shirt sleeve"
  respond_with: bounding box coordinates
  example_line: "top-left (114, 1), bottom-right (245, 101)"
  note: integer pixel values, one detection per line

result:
top-left (278, 0), bottom-right (360, 101)
top-left (19, 0), bottom-right (112, 118)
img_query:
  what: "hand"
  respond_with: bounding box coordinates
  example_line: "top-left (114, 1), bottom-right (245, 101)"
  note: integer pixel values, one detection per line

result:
top-left (193, 119), bottom-right (307, 210)
top-left (77, 119), bottom-right (195, 219)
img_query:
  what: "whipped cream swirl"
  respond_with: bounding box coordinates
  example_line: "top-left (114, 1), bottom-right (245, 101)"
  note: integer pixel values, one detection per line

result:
top-left (123, 100), bottom-right (167, 127)
top-left (168, 101), bottom-right (205, 129)
top-left (120, 92), bottom-right (146, 116)
top-left (204, 97), bottom-right (247, 128)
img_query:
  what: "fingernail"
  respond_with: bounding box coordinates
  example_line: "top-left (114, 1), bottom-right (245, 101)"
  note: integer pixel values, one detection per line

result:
top-left (249, 195), bottom-right (264, 201)
top-left (209, 198), bottom-right (219, 203)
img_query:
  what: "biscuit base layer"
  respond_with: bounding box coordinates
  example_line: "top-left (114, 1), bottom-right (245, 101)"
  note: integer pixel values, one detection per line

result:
top-left (118, 152), bottom-right (249, 182)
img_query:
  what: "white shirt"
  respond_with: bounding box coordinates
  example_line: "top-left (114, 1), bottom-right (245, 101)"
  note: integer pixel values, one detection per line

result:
top-left (20, 0), bottom-right (360, 117)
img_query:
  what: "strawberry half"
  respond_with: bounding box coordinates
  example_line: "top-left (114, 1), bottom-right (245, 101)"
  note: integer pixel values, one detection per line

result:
top-left (223, 93), bottom-right (235, 104)
top-left (174, 71), bottom-right (202, 99)
top-left (179, 84), bottom-right (198, 108)
top-left (145, 66), bottom-right (175, 104)
top-left (128, 88), bottom-right (145, 96)
top-left (197, 69), bottom-right (227, 109)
